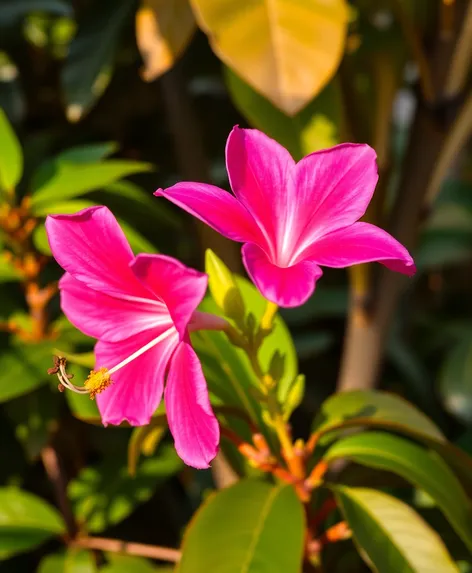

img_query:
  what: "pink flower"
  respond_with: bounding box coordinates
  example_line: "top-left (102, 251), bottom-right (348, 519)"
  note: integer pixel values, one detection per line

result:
top-left (156, 127), bottom-right (415, 308)
top-left (46, 206), bottom-right (219, 469)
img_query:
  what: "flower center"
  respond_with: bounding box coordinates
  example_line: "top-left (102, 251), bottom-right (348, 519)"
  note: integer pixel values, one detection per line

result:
top-left (49, 329), bottom-right (176, 399)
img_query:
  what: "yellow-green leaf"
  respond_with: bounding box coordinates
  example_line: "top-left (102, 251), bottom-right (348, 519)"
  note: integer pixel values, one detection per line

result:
top-left (191, 0), bottom-right (349, 115)
top-left (136, 0), bottom-right (196, 81)
top-left (205, 249), bottom-right (245, 323)
top-left (0, 108), bottom-right (23, 192)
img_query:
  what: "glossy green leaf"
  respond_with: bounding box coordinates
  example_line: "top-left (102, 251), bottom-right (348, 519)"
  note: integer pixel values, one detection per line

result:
top-left (69, 445), bottom-right (182, 532)
top-left (282, 374), bottom-right (305, 421)
top-left (61, 0), bottom-right (135, 120)
top-left (102, 555), bottom-right (159, 573)
top-left (0, 107), bottom-right (23, 192)
top-left (30, 160), bottom-right (152, 209)
top-left (313, 390), bottom-right (444, 444)
top-left (38, 552), bottom-right (66, 573)
top-left (179, 480), bottom-right (304, 573)
top-left (325, 432), bottom-right (472, 552)
top-left (439, 337), bottom-right (472, 424)
top-left (33, 198), bottom-right (96, 217)
top-left (226, 69), bottom-right (342, 160)
top-left (57, 141), bottom-right (118, 164)
top-left (0, 341), bottom-right (55, 402)
top-left (334, 486), bottom-right (458, 573)
top-left (38, 550), bottom-right (98, 573)
top-left (0, 487), bottom-right (65, 559)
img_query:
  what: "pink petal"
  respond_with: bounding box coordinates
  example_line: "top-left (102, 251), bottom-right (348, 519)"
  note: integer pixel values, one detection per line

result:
top-left (301, 222), bottom-right (416, 275)
top-left (288, 144), bottom-right (379, 262)
top-left (242, 243), bottom-right (323, 308)
top-left (131, 254), bottom-right (208, 338)
top-left (59, 273), bottom-right (172, 343)
top-left (46, 206), bottom-right (149, 299)
top-left (226, 126), bottom-right (295, 260)
top-left (165, 339), bottom-right (219, 469)
top-left (154, 182), bottom-right (259, 243)
top-left (96, 328), bottom-right (179, 426)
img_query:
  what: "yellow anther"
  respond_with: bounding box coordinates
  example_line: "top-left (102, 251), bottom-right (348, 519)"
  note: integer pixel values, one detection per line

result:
top-left (84, 367), bottom-right (112, 399)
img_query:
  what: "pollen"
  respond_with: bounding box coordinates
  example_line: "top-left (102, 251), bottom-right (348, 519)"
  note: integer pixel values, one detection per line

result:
top-left (84, 367), bottom-right (112, 399)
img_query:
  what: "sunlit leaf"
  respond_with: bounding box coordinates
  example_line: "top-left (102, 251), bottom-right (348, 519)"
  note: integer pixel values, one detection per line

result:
top-left (61, 0), bottom-right (135, 121)
top-left (128, 418), bottom-right (168, 476)
top-left (334, 486), bottom-right (458, 572)
top-left (326, 432), bottom-right (472, 552)
top-left (226, 69), bottom-right (342, 159)
top-left (0, 107), bottom-right (23, 192)
top-left (102, 554), bottom-right (160, 572)
top-left (30, 160), bottom-right (153, 208)
top-left (136, 0), bottom-right (196, 81)
top-left (179, 480), bottom-right (304, 572)
top-left (0, 487), bottom-right (65, 559)
top-left (191, 0), bottom-right (349, 115)
top-left (205, 249), bottom-right (245, 323)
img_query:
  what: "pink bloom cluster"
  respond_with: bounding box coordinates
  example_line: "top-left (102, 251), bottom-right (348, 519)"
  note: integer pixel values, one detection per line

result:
top-left (46, 127), bottom-right (415, 469)
top-left (156, 127), bottom-right (415, 307)
top-left (46, 206), bottom-right (219, 469)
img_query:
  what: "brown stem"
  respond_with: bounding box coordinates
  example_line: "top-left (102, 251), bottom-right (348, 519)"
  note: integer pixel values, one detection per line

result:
top-left (336, 1), bottom-right (471, 392)
top-left (444, 0), bottom-right (472, 98)
top-left (72, 536), bottom-right (181, 563)
top-left (41, 446), bottom-right (78, 539)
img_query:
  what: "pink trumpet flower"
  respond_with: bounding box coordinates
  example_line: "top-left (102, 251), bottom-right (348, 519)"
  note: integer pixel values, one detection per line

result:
top-left (156, 127), bottom-right (415, 308)
top-left (46, 206), bottom-right (219, 469)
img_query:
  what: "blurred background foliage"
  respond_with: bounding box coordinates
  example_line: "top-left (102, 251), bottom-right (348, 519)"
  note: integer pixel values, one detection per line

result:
top-left (1, 0), bottom-right (472, 571)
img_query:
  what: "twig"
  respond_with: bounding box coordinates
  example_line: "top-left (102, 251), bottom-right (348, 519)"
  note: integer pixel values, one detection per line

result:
top-left (41, 446), bottom-right (78, 539)
top-left (73, 536), bottom-right (181, 563)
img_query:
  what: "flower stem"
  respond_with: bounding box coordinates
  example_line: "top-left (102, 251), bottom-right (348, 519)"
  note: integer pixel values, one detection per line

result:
top-left (72, 536), bottom-right (181, 563)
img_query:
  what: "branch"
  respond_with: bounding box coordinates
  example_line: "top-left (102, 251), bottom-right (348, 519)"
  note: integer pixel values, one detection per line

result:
top-left (72, 536), bottom-right (181, 563)
top-left (41, 446), bottom-right (78, 539)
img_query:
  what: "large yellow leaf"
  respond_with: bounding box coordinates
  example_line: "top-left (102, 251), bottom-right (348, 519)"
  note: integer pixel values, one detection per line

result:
top-left (136, 0), bottom-right (196, 81)
top-left (190, 0), bottom-right (349, 115)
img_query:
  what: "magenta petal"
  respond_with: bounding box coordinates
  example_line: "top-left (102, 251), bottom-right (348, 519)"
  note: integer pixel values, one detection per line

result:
top-left (226, 126), bottom-right (295, 258)
top-left (288, 144), bottom-right (379, 260)
top-left (242, 243), bottom-right (323, 308)
top-left (155, 182), bottom-right (259, 243)
top-left (60, 273), bottom-right (172, 343)
top-left (131, 254), bottom-right (208, 338)
top-left (96, 329), bottom-right (178, 426)
top-left (165, 339), bottom-right (219, 469)
top-left (46, 206), bottom-right (148, 298)
top-left (303, 222), bottom-right (416, 275)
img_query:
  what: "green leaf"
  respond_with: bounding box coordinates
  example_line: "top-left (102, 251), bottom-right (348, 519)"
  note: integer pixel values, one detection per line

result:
top-left (439, 337), bottom-right (472, 425)
top-left (30, 160), bottom-right (153, 209)
top-left (205, 249), bottom-right (245, 322)
top-left (226, 69), bottom-right (342, 160)
top-left (325, 432), bottom-right (472, 552)
top-left (0, 487), bottom-right (65, 559)
top-left (33, 198), bottom-right (96, 217)
top-left (313, 390), bottom-right (444, 444)
top-left (61, 0), bottom-right (135, 120)
top-left (179, 480), bottom-right (304, 572)
top-left (102, 555), bottom-right (159, 573)
top-left (65, 390), bottom-right (101, 424)
top-left (69, 445), bottom-right (182, 532)
top-left (57, 141), bottom-right (118, 163)
top-left (0, 107), bottom-right (23, 192)
top-left (334, 486), bottom-right (458, 573)
top-left (0, 341), bottom-right (55, 402)
top-left (38, 550), bottom-right (98, 573)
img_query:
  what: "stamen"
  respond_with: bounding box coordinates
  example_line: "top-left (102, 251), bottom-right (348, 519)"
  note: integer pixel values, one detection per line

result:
top-left (84, 367), bottom-right (112, 399)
